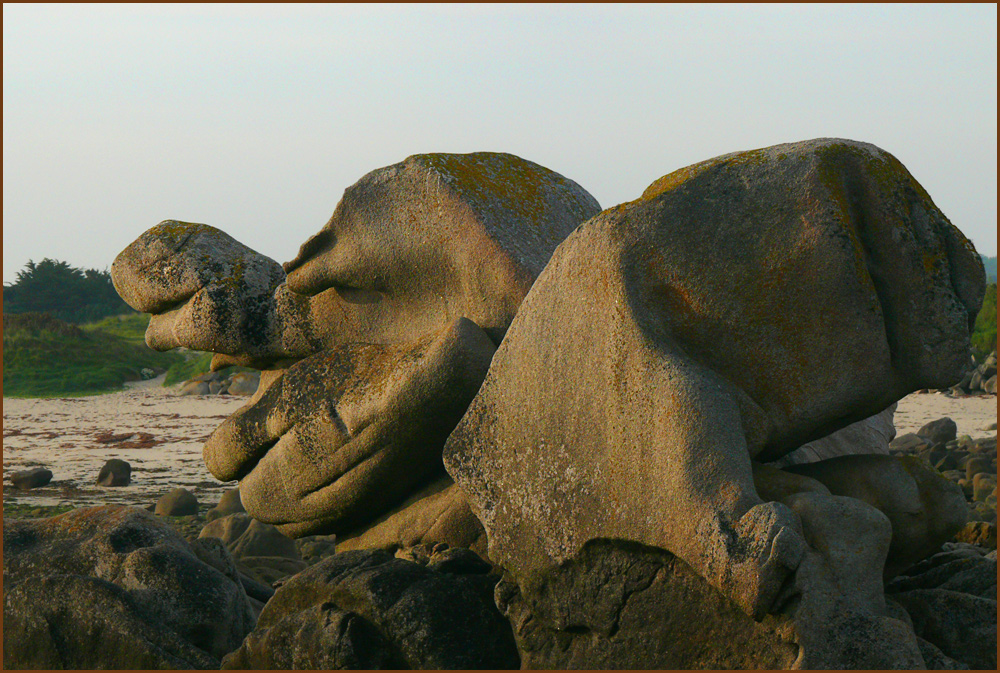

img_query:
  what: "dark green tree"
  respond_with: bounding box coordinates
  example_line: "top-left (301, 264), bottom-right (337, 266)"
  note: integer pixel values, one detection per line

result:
top-left (3, 258), bottom-right (134, 324)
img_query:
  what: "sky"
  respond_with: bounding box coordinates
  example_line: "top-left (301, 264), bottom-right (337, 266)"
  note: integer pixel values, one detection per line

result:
top-left (3, 3), bottom-right (997, 284)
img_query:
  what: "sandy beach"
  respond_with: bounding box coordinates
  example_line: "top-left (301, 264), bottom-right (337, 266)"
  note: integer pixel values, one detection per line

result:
top-left (3, 376), bottom-right (247, 508)
top-left (894, 391), bottom-right (997, 439)
top-left (3, 382), bottom-right (996, 510)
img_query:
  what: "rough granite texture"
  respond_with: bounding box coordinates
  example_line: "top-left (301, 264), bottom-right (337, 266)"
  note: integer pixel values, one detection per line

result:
top-left (444, 138), bottom-right (986, 668)
top-left (3, 506), bottom-right (255, 669)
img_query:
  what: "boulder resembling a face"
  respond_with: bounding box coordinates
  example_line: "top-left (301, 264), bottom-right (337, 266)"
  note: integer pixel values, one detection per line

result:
top-left (111, 152), bottom-right (601, 539)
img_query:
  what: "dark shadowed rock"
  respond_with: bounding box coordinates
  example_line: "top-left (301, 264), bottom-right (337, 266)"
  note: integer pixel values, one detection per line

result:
top-left (155, 488), bottom-right (199, 516)
top-left (295, 533), bottom-right (338, 564)
top-left (890, 589), bottom-right (997, 670)
top-left (221, 549), bottom-right (518, 670)
top-left (917, 417), bottom-right (958, 445)
top-left (2, 506), bottom-right (254, 669)
top-left (96, 458), bottom-right (131, 487)
top-left (10, 467), bottom-right (52, 490)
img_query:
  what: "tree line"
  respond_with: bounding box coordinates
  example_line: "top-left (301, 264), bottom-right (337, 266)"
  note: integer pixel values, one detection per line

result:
top-left (3, 259), bottom-right (135, 324)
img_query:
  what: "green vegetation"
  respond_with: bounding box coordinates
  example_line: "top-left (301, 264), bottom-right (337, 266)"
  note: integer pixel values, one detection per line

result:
top-left (3, 259), bottom-right (135, 324)
top-left (2, 312), bottom-right (185, 397)
top-left (163, 351), bottom-right (216, 385)
top-left (981, 255), bottom-right (997, 283)
top-left (972, 283), bottom-right (996, 359)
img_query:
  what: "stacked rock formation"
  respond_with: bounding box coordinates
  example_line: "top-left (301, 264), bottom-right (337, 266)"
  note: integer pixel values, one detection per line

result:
top-left (112, 152), bottom-right (601, 549)
top-left (67, 141), bottom-right (991, 669)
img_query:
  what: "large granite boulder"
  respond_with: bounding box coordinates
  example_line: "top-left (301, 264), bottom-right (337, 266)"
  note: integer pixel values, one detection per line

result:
top-left (221, 549), bottom-right (519, 670)
top-left (3, 506), bottom-right (255, 669)
top-left (444, 139), bottom-right (986, 668)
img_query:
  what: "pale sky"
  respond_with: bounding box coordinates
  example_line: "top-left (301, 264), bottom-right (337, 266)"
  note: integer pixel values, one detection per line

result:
top-left (4, 3), bottom-right (997, 284)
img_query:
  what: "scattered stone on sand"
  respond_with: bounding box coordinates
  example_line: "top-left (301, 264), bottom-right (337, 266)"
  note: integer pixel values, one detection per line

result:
top-left (2, 505), bottom-right (255, 669)
top-left (10, 467), bottom-right (53, 490)
top-left (220, 549), bottom-right (519, 670)
top-left (226, 371), bottom-right (259, 396)
top-left (179, 380), bottom-right (211, 396)
top-left (917, 417), bottom-right (958, 445)
top-left (155, 487), bottom-right (199, 516)
top-left (96, 459), bottom-right (131, 487)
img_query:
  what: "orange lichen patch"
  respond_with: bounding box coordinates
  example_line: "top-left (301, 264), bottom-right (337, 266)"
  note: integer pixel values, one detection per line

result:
top-left (640, 156), bottom-right (730, 201)
top-left (411, 153), bottom-right (571, 233)
top-left (147, 220), bottom-right (216, 248)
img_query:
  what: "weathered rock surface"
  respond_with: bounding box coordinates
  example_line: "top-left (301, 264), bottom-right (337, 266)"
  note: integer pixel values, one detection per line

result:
top-left (887, 544), bottom-right (997, 670)
top-left (226, 371), bottom-right (259, 396)
top-left (111, 221), bottom-right (286, 355)
top-left (199, 513), bottom-right (306, 587)
top-left (918, 417), bottom-right (959, 445)
top-left (3, 506), bottom-right (255, 669)
top-left (783, 454), bottom-right (968, 576)
top-left (10, 467), bottom-right (52, 490)
top-left (179, 380), bottom-right (211, 396)
top-left (155, 487), bottom-right (199, 516)
top-left (221, 549), bottom-right (519, 670)
top-left (96, 458), bottom-right (132, 486)
top-left (771, 403), bottom-right (896, 467)
top-left (205, 487), bottom-right (245, 521)
top-left (203, 318), bottom-right (496, 539)
top-left (335, 477), bottom-right (488, 558)
top-left (444, 139), bottom-right (985, 668)
top-left (113, 152), bottom-right (600, 366)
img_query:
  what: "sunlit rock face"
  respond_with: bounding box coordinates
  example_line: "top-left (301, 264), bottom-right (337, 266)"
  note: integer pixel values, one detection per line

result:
top-left (443, 138), bottom-right (985, 668)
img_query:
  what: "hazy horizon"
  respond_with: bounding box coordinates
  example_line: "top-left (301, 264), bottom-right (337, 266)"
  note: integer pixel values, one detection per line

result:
top-left (4, 4), bottom-right (997, 283)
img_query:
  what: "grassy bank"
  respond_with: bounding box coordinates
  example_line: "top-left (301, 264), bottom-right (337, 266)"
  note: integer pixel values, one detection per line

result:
top-left (2, 313), bottom-right (186, 397)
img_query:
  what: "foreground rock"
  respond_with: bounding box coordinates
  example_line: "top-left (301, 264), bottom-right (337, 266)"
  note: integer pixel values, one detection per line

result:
top-left (96, 458), bottom-right (131, 486)
top-left (221, 548), bottom-right (519, 670)
top-left (445, 138), bottom-right (986, 668)
top-left (10, 467), bottom-right (52, 490)
top-left (886, 543), bottom-right (997, 669)
top-left (3, 506), bottom-right (255, 669)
